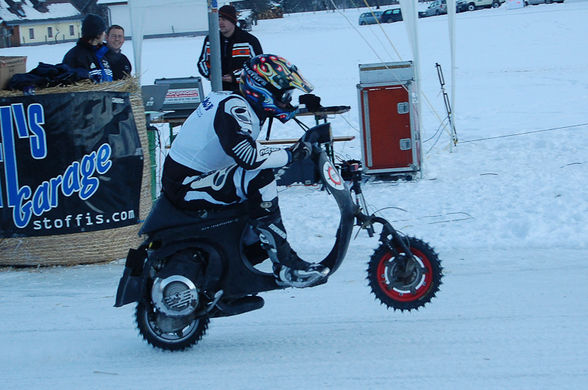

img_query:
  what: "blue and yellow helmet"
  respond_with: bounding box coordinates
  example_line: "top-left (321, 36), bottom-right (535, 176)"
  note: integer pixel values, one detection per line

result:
top-left (240, 54), bottom-right (313, 123)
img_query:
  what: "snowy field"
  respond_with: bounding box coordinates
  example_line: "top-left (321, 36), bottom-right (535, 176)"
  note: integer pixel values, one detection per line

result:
top-left (1, 1), bottom-right (588, 389)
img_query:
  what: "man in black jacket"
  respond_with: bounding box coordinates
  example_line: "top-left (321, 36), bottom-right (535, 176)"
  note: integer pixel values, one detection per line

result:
top-left (62, 14), bottom-right (113, 83)
top-left (105, 25), bottom-right (132, 80)
top-left (197, 5), bottom-right (262, 92)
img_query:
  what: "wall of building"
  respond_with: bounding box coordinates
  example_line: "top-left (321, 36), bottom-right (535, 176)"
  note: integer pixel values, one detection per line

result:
top-left (19, 20), bottom-right (81, 45)
top-left (105, 3), bottom-right (207, 38)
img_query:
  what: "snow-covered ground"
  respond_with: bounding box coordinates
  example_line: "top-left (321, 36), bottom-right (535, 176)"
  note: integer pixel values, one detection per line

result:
top-left (1, 1), bottom-right (587, 389)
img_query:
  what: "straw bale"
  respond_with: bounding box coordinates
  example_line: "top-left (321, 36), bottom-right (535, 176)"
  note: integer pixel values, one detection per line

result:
top-left (0, 78), bottom-right (152, 266)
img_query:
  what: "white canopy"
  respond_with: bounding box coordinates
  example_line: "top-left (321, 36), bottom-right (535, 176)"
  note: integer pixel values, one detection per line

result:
top-left (399, 0), bottom-right (457, 149)
top-left (126, 0), bottom-right (208, 80)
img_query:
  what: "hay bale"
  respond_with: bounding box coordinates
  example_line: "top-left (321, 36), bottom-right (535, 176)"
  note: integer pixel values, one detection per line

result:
top-left (0, 79), bottom-right (153, 266)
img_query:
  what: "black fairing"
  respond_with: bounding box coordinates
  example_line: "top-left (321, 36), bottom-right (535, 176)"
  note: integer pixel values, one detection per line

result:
top-left (315, 151), bottom-right (356, 273)
top-left (114, 247), bottom-right (146, 307)
top-left (115, 122), bottom-right (357, 307)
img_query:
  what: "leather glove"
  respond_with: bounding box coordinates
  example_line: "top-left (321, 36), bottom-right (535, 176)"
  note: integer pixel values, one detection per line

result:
top-left (288, 141), bottom-right (312, 163)
top-left (299, 94), bottom-right (322, 112)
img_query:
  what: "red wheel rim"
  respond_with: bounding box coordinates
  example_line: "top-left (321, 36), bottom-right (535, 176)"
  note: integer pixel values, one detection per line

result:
top-left (376, 248), bottom-right (432, 302)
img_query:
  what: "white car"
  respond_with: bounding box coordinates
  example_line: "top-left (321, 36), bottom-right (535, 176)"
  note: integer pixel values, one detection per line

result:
top-left (358, 11), bottom-right (383, 25)
top-left (463, 0), bottom-right (505, 11)
top-left (419, 0), bottom-right (447, 17)
top-left (418, 0), bottom-right (469, 17)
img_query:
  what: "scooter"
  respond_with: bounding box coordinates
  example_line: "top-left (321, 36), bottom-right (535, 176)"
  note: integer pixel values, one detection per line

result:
top-left (114, 122), bottom-right (443, 351)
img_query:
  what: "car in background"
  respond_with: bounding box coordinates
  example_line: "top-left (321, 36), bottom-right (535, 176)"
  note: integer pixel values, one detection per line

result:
top-left (456, 0), bottom-right (469, 12)
top-left (525, 0), bottom-right (564, 4)
top-left (238, 18), bottom-right (252, 31)
top-left (381, 8), bottom-right (403, 23)
top-left (237, 8), bottom-right (254, 31)
top-left (419, 0), bottom-right (447, 17)
top-left (358, 10), bottom-right (383, 25)
top-left (418, 0), bottom-right (468, 17)
top-left (463, 0), bottom-right (505, 11)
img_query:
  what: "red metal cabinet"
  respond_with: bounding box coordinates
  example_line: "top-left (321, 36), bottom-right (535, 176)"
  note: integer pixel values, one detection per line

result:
top-left (357, 62), bottom-right (421, 178)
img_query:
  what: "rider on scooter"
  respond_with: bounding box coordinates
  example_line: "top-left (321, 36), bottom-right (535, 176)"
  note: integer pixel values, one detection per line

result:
top-left (161, 54), bottom-right (329, 288)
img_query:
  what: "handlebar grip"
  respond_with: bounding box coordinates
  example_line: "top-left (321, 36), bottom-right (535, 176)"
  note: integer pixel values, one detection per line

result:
top-left (300, 123), bottom-right (332, 145)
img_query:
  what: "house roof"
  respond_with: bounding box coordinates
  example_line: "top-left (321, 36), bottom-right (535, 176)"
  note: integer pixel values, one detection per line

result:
top-left (1, 1), bottom-right (82, 25)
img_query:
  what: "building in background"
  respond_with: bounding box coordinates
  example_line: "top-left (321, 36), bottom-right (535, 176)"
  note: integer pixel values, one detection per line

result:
top-left (0, 1), bottom-right (83, 47)
top-left (97, 0), bottom-right (207, 39)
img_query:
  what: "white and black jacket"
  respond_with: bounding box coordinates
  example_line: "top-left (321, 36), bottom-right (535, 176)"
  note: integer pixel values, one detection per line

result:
top-left (168, 92), bottom-right (289, 176)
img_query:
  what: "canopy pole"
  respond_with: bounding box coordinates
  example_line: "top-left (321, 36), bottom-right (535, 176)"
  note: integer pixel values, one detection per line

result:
top-left (447, 0), bottom-right (458, 151)
top-left (128, 0), bottom-right (144, 82)
top-left (207, 0), bottom-right (222, 91)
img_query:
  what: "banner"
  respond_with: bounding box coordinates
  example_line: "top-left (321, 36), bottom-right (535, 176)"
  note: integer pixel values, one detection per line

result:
top-left (0, 91), bottom-right (143, 237)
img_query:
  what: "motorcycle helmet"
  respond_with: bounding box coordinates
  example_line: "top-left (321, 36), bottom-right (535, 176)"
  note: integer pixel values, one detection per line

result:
top-left (240, 54), bottom-right (313, 123)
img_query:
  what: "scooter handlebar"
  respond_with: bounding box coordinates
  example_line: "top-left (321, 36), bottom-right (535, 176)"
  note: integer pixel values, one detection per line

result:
top-left (299, 123), bottom-right (332, 146)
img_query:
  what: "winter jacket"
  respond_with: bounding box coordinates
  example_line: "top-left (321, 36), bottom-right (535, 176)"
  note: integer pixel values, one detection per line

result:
top-left (197, 28), bottom-right (263, 92)
top-left (168, 91), bottom-right (288, 175)
top-left (7, 62), bottom-right (87, 91)
top-left (105, 49), bottom-right (132, 80)
top-left (62, 40), bottom-right (113, 83)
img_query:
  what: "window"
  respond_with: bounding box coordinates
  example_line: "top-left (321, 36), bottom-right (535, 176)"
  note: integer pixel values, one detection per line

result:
top-left (69, 25), bottom-right (74, 36)
top-left (29, 28), bottom-right (34, 40)
top-left (47, 26), bottom-right (53, 38)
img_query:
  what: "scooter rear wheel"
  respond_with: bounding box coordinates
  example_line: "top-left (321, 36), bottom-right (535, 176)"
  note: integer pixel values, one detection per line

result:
top-left (367, 237), bottom-right (442, 311)
top-left (136, 301), bottom-right (209, 351)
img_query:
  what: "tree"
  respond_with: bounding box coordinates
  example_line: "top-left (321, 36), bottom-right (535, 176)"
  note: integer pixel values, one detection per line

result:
top-left (68, 0), bottom-right (106, 18)
top-left (248, 0), bottom-right (272, 14)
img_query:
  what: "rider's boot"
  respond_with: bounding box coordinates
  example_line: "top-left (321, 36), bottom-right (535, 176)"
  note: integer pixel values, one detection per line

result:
top-left (251, 211), bottom-right (329, 288)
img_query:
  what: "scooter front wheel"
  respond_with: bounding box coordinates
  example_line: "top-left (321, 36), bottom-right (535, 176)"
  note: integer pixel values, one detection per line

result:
top-left (367, 237), bottom-right (442, 311)
top-left (136, 301), bottom-right (210, 351)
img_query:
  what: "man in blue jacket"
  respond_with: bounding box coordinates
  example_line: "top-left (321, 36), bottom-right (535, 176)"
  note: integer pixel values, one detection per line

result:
top-left (62, 14), bottom-right (113, 83)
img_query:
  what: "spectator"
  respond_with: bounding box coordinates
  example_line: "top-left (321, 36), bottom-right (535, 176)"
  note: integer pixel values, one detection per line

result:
top-left (62, 14), bottom-right (113, 83)
top-left (105, 25), bottom-right (132, 80)
top-left (197, 5), bottom-right (262, 92)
